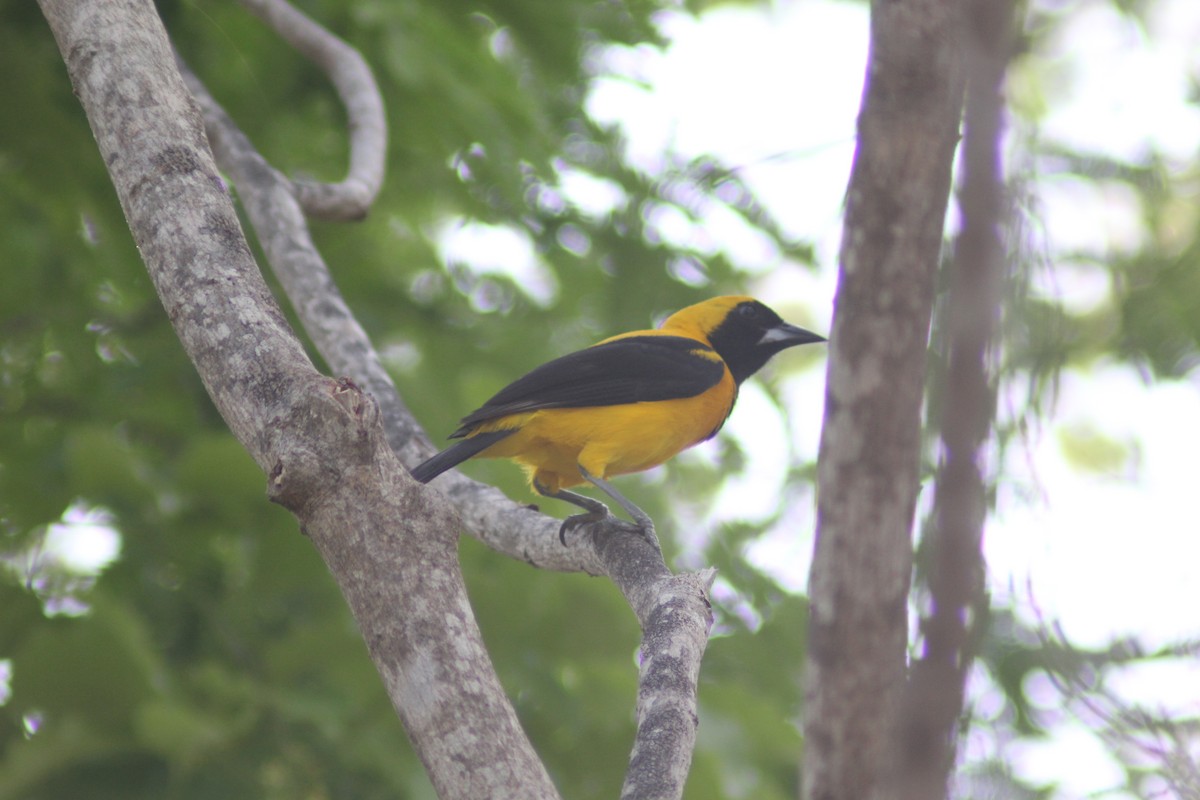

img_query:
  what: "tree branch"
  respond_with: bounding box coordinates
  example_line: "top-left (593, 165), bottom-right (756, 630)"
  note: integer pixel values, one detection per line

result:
top-left (176, 58), bottom-right (429, 468)
top-left (173, 58), bottom-right (632, 576)
top-left (169, 2), bottom-right (715, 795)
top-left (901, 1), bottom-right (1015, 796)
top-left (237, 0), bottom-right (387, 220)
top-left (38, 1), bottom-right (557, 797)
top-left (804, 0), bottom-right (968, 798)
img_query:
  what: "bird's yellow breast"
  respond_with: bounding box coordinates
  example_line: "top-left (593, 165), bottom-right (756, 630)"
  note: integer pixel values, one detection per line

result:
top-left (470, 368), bottom-right (737, 493)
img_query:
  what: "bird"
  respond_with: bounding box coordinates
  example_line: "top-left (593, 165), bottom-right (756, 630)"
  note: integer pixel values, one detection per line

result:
top-left (410, 295), bottom-right (826, 545)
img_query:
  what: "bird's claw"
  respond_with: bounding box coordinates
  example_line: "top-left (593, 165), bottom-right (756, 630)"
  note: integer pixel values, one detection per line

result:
top-left (558, 512), bottom-right (661, 553)
top-left (559, 511), bottom-right (608, 545)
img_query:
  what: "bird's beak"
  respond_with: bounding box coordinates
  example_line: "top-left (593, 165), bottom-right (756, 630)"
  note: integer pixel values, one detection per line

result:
top-left (759, 322), bottom-right (827, 347)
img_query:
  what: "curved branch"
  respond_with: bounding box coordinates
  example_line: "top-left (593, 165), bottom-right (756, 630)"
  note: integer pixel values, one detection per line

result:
top-left (237, 0), bottom-right (386, 220)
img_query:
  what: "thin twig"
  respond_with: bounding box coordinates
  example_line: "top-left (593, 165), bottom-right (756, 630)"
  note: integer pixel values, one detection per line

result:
top-left (237, 0), bottom-right (386, 220)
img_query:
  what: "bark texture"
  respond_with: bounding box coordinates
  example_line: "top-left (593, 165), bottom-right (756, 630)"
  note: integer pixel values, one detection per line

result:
top-left (39, 1), bottom-right (556, 797)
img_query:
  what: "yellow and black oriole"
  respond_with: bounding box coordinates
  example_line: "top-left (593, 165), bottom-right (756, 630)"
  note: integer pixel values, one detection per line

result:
top-left (411, 296), bottom-right (826, 542)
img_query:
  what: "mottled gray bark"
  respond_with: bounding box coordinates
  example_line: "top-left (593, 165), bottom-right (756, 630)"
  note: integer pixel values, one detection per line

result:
top-left (805, 0), bottom-right (968, 798)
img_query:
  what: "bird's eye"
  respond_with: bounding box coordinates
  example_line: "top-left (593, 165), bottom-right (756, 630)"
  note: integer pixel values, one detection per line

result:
top-left (737, 302), bottom-right (764, 321)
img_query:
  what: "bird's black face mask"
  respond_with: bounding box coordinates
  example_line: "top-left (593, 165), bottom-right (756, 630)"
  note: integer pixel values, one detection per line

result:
top-left (708, 300), bottom-right (826, 384)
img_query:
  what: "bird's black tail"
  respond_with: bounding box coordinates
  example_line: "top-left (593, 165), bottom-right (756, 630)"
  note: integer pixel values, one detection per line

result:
top-left (409, 429), bottom-right (516, 484)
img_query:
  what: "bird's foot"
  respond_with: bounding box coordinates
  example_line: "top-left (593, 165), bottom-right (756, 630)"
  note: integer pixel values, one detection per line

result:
top-left (559, 510), bottom-right (661, 554)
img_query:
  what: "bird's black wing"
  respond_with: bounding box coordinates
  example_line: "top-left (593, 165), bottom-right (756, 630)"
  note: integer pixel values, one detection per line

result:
top-left (450, 335), bottom-right (725, 436)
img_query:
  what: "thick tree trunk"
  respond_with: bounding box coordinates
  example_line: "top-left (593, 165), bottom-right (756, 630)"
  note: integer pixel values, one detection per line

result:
top-left (804, 1), bottom-right (967, 798)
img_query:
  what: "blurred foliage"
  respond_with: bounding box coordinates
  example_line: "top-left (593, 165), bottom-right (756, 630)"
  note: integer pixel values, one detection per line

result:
top-left (4, 0), bottom-right (1199, 796)
top-left (927, 0), bottom-right (1200, 797)
top-left (1, 0), bottom-right (820, 797)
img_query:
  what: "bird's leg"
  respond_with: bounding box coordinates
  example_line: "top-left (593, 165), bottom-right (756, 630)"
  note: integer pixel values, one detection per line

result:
top-left (577, 466), bottom-right (660, 551)
top-left (533, 479), bottom-right (612, 545)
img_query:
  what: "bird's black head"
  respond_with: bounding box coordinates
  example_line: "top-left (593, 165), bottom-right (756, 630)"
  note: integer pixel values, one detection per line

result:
top-left (705, 298), bottom-right (826, 384)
